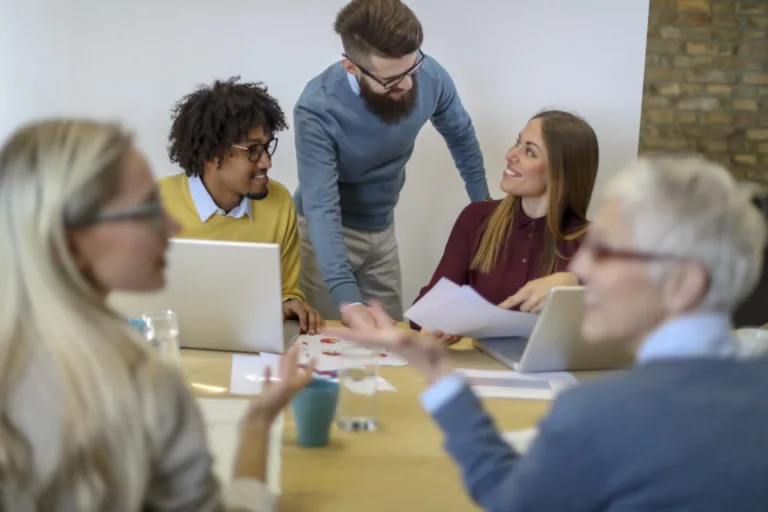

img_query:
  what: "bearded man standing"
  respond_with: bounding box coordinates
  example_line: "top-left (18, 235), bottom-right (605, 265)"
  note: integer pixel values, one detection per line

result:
top-left (293, 0), bottom-right (489, 327)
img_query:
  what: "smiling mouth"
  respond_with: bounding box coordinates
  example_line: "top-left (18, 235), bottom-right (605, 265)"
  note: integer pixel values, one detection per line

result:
top-left (504, 168), bottom-right (521, 178)
top-left (250, 172), bottom-right (268, 181)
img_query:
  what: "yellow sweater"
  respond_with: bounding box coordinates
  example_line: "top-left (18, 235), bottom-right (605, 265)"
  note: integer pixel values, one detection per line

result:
top-left (158, 174), bottom-right (305, 302)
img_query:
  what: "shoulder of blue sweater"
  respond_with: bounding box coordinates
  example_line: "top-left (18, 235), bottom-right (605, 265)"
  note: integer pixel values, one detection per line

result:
top-left (546, 368), bottom-right (656, 423)
top-left (295, 62), bottom-right (347, 112)
top-left (550, 360), bottom-right (722, 417)
top-left (420, 54), bottom-right (450, 79)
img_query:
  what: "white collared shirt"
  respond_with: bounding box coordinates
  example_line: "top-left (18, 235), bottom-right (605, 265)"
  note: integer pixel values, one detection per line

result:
top-left (347, 72), bottom-right (361, 95)
top-left (188, 176), bottom-right (253, 222)
top-left (636, 311), bottom-right (736, 363)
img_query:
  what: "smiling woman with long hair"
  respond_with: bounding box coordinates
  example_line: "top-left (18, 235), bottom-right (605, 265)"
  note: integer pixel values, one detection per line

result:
top-left (410, 110), bottom-right (599, 342)
top-left (0, 119), bottom-right (311, 511)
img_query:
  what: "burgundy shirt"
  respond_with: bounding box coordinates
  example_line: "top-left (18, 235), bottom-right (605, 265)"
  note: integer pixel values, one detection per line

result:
top-left (411, 200), bottom-right (587, 328)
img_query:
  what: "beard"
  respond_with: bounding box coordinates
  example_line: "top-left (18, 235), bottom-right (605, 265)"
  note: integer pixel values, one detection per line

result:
top-left (358, 74), bottom-right (419, 124)
top-left (246, 191), bottom-right (268, 200)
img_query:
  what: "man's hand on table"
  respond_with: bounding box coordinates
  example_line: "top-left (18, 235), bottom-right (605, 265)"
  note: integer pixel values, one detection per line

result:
top-left (283, 299), bottom-right (324, 335)
top-left (326, 301), bottom-right (454, 385)
top-left (339, 302), bottom-right (379, 329)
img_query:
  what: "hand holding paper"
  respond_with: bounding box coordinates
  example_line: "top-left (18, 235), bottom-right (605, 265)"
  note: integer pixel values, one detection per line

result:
top-left (498, 272), bottom-right (578, 313)
top-left (405, 278), bottom-right (539, 339)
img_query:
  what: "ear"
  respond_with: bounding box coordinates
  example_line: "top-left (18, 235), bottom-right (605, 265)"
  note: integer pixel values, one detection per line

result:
top-left (341, 58), bottom-right (358, 76)
top-left (663, 261), bottom-right (709, 314)
top-left (202, 157), bottom-right (222, 174)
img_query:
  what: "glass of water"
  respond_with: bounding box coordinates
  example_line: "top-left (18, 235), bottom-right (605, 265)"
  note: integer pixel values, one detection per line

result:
top-left (141, 309), bottom-right (181, 367)
top-left (336, 344), bottom-right (379, 432)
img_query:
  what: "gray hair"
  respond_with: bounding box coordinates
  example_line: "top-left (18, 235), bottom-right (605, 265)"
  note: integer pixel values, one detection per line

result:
top-left (602, 155), bottom-right (767, 313)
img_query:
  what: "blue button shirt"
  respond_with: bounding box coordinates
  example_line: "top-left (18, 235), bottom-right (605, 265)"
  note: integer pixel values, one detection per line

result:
top-left (188, 176), bottom-right (252, 222)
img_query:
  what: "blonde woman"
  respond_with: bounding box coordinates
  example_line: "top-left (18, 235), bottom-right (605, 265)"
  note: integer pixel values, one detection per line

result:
top-left (0, 119), bottom-right (312, 510)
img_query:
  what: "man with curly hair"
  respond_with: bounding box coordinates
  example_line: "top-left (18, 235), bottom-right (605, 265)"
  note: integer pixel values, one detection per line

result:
top-left (159, 76), bottom-right (324, 334)
top-left (294, 0), bottom-right (489, 327)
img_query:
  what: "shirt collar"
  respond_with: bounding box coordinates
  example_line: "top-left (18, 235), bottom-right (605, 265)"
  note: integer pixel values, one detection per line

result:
top-left (188, 176), bottom-right (253, 222)
top-left (347, 72), bottom-right (361, 95)
top-left (636, 312), bottom-right (737, 364)
top-left (514, 201), bottom-right (544, 228)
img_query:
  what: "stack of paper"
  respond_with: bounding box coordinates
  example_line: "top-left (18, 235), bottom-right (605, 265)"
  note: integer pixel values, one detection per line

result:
top-left (458, 368), bottom-right (577, 400)
top-left (229, 353), bottom-right (397, 395)
top-left (404, 278), bottom-right (539, 339)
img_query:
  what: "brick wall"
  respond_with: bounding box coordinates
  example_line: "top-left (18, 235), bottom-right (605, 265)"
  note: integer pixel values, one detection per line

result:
top-left (640, 0), bottom-right (768, 182)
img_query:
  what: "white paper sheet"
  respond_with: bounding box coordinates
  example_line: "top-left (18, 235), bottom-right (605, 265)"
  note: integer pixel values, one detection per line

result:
top-left (404, 278), bottom-right (539, 339)
top-left (457, 368), bottom-right (576, 400)
top-left (229, 353), bottom-right (281, 395)
top-left (296, 334), bottom-right (408, 371)
top-left (502, 428), bottom-right (538, 453)
top-left (230, 354), bottom-right (397, 395)
top-left (196, 398), bottom-right (283, 495)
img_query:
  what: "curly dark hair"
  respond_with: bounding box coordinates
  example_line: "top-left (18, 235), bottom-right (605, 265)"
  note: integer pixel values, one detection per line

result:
top-left (167, 76), bottom-right (288, 177)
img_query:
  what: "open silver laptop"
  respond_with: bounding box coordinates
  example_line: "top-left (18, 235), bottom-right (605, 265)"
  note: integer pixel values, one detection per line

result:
top-left (108, 238), bottom-right (300, 354)
top-left (473, 286), bottom-right (634, 373)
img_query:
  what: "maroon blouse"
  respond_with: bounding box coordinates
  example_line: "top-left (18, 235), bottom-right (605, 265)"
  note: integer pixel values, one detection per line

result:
top-left (410, 200), bottom-right (587, 329)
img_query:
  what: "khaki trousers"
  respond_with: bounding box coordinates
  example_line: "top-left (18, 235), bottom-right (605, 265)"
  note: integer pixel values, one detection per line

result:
top-left (298, 216), bottom-right (403, 321)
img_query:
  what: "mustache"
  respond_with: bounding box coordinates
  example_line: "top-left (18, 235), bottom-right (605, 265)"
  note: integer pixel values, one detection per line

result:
top-left (358, 75), bottom-right (419, 124)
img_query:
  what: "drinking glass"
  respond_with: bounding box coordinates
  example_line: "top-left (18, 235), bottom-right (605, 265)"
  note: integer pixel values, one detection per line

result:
top-left (335, 344), bottom-right (379, 431)
top-left (141, 309), bottom-right (181, 367)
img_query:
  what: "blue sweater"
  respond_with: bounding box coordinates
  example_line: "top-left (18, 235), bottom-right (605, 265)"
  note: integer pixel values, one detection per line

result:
top-left (431, 357), bottom-right (768, 511)
top-left (293, 57), bottom-right (489, 306)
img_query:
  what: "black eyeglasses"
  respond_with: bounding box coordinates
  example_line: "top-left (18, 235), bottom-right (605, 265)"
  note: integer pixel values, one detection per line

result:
top-left (231, 138), bottom-right (279, 163)
top-left (67, 200), bottom-right (165, 229)
top-left (343, 49), bottom-right (425, 91)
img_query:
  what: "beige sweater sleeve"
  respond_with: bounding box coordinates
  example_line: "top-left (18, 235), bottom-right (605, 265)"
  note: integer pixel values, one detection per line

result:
top-left (141, 365), bottom-right (275, 511)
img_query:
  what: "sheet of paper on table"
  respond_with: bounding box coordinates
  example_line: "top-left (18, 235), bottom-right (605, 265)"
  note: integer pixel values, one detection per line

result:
top-left (296, 334), bottom-right (408, 370)
top-left (404, 278), bottom-right (539, 339)
top-left (196, 398), bottom-right (283, 495)
top-left (230, 353), bottom-right (396, 395)
top-left (502, 428), bottom-right (538, 454)
top-left (457, 368), bottom-right (577, 400)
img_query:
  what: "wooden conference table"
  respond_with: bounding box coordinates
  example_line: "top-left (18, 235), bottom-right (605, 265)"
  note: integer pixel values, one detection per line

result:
top-left (180, 322), bottom-right (555, 512)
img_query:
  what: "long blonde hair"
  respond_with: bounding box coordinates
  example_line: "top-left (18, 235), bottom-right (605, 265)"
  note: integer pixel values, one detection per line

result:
top-left (471, 110), bottom-right (599, 275)
top-left (0, 120), bottom-right (159, 509)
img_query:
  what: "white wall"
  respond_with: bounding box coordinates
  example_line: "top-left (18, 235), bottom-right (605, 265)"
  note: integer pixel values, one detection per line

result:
top-left (1, 0), bottom-right (649, 308)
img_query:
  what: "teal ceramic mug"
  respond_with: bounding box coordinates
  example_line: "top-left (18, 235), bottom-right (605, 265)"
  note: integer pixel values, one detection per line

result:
top-left (291, 377), bottom-right (340, 447)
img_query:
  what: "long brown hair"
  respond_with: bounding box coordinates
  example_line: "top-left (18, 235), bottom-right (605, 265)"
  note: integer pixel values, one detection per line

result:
top-left (471, 110), bottom-right (599, 275)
